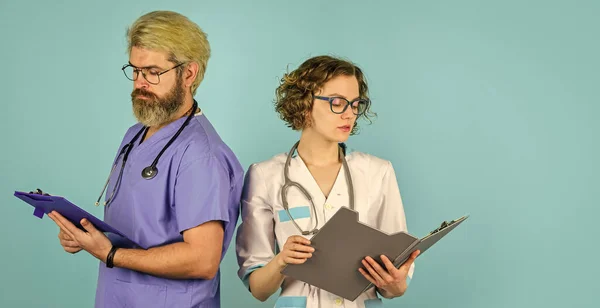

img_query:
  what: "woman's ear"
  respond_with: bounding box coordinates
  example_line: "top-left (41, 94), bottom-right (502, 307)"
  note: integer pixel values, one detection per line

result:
top-left (304, 110), bottom-right (313, 128)
top-left (303, 96), bottom-right (315, 128)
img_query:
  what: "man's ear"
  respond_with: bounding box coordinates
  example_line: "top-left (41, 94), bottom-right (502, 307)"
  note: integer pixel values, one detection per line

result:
top-left (183, 62), bottom-right (199, 88)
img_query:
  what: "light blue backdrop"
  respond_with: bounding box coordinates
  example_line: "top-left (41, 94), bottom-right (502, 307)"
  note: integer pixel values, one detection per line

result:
top-left (1, 0), bottom-right (597, 307)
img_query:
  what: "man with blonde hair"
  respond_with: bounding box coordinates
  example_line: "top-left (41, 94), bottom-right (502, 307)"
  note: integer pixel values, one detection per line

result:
top-left (47, 11), bottom-right (243, 307)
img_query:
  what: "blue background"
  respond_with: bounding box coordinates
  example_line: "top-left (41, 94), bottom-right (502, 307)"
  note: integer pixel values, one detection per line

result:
top-left (1, 0), bottom-right (597, 307)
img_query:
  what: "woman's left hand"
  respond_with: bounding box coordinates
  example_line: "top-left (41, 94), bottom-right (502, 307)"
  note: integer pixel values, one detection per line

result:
top-left (358, 250), bottom-right (420, 298)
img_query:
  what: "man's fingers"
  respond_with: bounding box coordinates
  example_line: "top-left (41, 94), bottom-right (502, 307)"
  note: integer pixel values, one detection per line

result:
top-left (59, 238), bottom-right (80, 248)
top-left (49, 212), bottom-right (76, 235)
top-left (49, 212), bottom-right (76, 239)
top-left (49, 213), bottom-right (69, 236)
top-left (64, 246), bottom-right (82, 254)
top-left (58, 230), bottom-right (74, 241)
top-left (80, 219), bottom-right (100, 235)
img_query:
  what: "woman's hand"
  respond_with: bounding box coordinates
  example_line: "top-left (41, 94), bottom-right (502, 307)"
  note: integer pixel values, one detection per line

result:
top-left (359, 250), bottom-right (420, 298)
top-left (274, 235), bottom-right (315, 269)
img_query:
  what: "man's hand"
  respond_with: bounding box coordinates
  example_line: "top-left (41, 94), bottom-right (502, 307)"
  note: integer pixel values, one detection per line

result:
top-left (57, 228), bottom-right (82, 254)
top-left (48, 211), bottom-right (112, 263)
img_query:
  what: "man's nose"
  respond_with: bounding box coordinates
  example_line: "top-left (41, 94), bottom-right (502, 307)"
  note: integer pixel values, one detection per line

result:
top-left (134, 74), bottom-right (149, 89)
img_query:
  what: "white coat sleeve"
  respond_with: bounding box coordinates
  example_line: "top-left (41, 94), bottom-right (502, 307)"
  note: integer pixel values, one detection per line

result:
top-left (378, 161), bottom-right (415, 283)
top-left (235, 163), bottom-right (276, 290)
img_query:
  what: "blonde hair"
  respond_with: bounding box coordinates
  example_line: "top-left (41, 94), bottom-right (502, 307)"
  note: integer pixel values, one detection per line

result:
top-left (127, 11), bottom-right (210, 95)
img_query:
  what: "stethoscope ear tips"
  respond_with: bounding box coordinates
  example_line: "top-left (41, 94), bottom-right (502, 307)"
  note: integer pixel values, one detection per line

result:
top-left (141, 166), bottom-right (158, 180)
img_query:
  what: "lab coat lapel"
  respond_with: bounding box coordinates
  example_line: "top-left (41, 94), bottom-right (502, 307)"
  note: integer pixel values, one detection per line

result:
top-left (290, 155), bottom-right (326, 207)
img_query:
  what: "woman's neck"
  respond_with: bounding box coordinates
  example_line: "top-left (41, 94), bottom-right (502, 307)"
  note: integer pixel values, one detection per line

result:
top-left (297, 131), bottom-right (340, 167)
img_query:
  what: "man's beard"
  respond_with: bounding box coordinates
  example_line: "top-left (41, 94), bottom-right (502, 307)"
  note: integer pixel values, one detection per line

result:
top-left (131, 76), bottom-right (185, 127)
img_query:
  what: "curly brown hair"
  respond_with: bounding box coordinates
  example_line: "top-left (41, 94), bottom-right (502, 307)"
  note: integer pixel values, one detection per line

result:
top-left (275, 55), bottom-right (376, 135)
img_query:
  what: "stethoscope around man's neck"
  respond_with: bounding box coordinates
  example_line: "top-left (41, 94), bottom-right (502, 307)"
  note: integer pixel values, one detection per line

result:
top-left (95, 100), bottom-right (198, 207)
top-left (281, 140), bottom-right (355, 235)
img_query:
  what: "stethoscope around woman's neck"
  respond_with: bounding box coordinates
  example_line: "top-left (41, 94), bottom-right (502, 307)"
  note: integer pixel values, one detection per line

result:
top-left (281, 140), bottom-right (355, 235)
top-left (95, 100), bottom-right (198, 206)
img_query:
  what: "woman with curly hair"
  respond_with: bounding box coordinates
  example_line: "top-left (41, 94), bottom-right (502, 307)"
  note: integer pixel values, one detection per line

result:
top-left (236, 55), bottom-right (418, 308)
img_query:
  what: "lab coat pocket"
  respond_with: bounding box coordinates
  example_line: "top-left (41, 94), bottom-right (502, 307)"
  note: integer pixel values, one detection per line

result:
top-left (278, 206), bottom-right (311, 223)
top-left (275, 296), bottom-right (307, 308)
top-left (106, 279), bottom-right (167, 308)
top-left (277, 205), bottom-right (313, 233)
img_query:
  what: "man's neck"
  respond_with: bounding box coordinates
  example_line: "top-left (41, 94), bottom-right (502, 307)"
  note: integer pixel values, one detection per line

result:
top-left (145, 97), bottom-right (195, 141)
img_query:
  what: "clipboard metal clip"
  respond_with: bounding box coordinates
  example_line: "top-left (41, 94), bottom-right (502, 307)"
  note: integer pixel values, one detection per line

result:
top-left (429, 219), bottom-right (456, 235)
top-left (29, 188), bottom-right (51, 196)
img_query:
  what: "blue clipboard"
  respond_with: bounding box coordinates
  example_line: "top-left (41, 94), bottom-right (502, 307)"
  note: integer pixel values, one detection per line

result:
top-left (14, 190), bottom-right (146, 249)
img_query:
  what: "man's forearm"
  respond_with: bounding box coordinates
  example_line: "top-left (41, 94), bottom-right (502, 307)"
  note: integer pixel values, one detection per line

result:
top-left (111, 242), bottom-right (221, 280)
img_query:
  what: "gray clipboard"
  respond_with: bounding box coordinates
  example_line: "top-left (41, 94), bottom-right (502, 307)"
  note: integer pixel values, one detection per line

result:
top-left (280, 207), bottom-right (468, 301)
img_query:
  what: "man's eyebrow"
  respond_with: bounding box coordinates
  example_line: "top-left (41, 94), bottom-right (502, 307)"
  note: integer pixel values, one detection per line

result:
top-left (128, 62), bottom-right (162, 70)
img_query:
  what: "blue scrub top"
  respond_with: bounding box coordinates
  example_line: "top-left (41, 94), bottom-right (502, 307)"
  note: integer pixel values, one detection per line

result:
top-left (94, 112), bottom-right (243, 308)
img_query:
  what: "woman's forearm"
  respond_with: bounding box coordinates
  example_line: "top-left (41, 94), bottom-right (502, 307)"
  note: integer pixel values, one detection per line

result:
top-left (248, 255), bottom-right (287, 302)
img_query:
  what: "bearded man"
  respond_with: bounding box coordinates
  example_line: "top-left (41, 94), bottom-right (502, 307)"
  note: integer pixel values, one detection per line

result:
top-left (47, 11), bottom-right (244, 308)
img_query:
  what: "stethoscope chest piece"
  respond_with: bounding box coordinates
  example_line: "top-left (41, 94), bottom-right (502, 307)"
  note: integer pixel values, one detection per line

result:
top-left (96, 101), bottom-right (199, 205)
top-left (141, 166), bottom-right (158, 180)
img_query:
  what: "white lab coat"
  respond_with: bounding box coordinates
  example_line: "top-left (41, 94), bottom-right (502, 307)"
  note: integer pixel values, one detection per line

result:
top-left (236, 149), bottom-right (415, 308)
